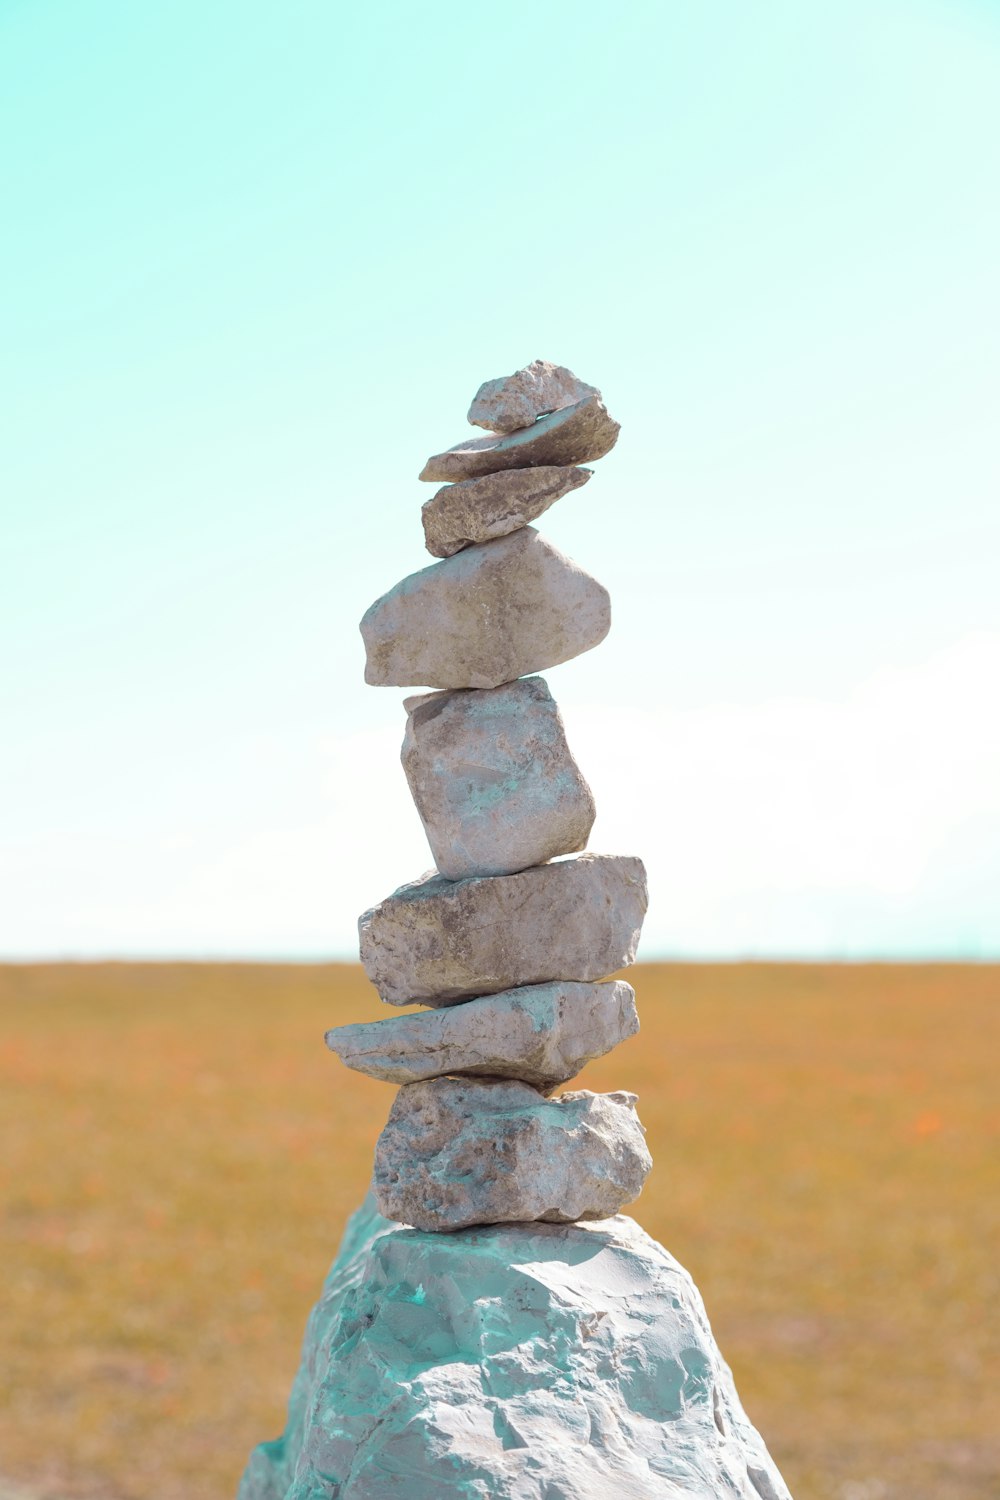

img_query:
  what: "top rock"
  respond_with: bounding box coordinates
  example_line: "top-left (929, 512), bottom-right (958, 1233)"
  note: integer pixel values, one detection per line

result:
top-left (468, 359), bottom-right (600, 435)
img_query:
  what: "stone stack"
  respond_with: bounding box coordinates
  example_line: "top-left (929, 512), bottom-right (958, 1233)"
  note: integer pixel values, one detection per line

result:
top-left (326, 360), bottom-right (653, 1234)
top-left (238, 363), bottom-right (795, 1500)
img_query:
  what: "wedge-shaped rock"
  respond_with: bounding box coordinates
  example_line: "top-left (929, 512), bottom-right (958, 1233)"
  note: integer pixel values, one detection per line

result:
top-left (360, 528), bottom-right (610, 690)
top-left (238, 1196), bottom-right (794, 1500)
top-left (468, 360), bottom-right (600, 434)
top-left (419, 395), bottom-right (620, 483)
top-left (373, 1078), bottom-right (651, 1231)
top-left (402, 676), bottom-right (595, 879)
top-left (422, 465), bottom-right (591, 558)
top-left (325, 979), bottom-right (638, 1090)
top-left (359, 853), bottom-right (647, 1007)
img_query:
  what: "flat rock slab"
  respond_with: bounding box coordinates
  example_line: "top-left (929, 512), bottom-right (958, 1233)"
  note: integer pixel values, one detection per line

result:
top-left (402, 676), bottom-right (595, 880)
top-left (325, 979), bottom-right (638, 1090)
top-left (467, 360), bottom-right (600, 434)
top-left (360, 527), bottom-right (610, 690)
top-left (359, 853), bottom-right (647, 1006)
top-left (419, 395), bottom-right (620, 483)
top-left (238, 1197), bottom-right (793, 1500)
top-left (373, 1078), bottom-right (652, 1231)
top-left (422, 464), bottom-right (591, 558)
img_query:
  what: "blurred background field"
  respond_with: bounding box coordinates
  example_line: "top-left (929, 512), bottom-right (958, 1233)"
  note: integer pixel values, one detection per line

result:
top-left (1, 961), bottom-right (998, 1500)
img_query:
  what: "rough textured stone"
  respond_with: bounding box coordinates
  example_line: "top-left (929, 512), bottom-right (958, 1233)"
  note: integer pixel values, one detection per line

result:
top-left (360, 527), bottom-right (610, 690)
top-left (359, 853), bottom-right (647, 1007)
top-left (373, 1078), bottom-right (651, 1231)
top-left (422, 464), bottom-right (591, 558)
top-left (419, 395), bottom-right (620, 483)
top-left (467, 360), bottom-right (600, 434)
top-left (325, 979), bottom-right (638, 1089)
top-left (238, 1195), bottom-right (793, 1500)
top-left (401, 676), bottom-right (595, 880)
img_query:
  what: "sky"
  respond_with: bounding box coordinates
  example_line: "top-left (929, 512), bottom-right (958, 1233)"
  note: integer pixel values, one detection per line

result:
top-left (1, 0), bottom-right (998, 959)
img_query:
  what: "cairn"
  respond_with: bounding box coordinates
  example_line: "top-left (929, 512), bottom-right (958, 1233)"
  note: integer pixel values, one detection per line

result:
top-left (326, 360), bottom-right (653, 1233)
top-left (238, 363), bottom-right (794, 1500)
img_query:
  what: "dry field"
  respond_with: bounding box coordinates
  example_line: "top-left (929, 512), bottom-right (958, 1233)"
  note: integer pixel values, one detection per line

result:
top-left (1, 962), bottom-right (997, 1500)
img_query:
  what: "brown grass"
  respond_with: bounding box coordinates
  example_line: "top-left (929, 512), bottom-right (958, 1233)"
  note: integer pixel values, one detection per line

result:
top-left (1, 962), bottom-right (998, 1500)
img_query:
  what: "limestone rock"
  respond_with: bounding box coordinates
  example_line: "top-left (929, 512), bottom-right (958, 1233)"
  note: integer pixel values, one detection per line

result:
top-left (373, 1078), bottom-right (651, 1231)
top-left (422, 464), bottom-right (591, 558)
top-left (325, 979), bottom-right (638, 1089)
top-left (238, 1195), bottom-right (794, 1500)
top-left (419, 395), bottom-right (620, 483)
top-left (360, 527), bottom-right (610, 690)
top-left (468, 360), bottom-right (600, 434)
top-left (401, 676), bottom-right (596, 880)
top-left (359, 853), bottom-right (647, 1006)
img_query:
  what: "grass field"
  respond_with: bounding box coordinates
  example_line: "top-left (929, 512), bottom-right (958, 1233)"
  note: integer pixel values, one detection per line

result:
top-left (1, 962), bottom-right (998, 1500)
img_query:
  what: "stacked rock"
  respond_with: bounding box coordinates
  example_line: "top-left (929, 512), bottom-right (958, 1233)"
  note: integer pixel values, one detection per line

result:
top-left (326, 360), bottom-right (652, 1234)
top-left (240, 363), bottom-right (795, 1500)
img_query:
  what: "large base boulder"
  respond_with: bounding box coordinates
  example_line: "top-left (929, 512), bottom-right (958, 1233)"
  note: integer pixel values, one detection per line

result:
top-left (239, 1195), bottom-right (793, 1500)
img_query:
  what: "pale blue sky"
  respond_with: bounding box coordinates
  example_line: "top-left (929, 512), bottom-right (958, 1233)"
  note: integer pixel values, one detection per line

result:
top-left (2, 0), bottom-right (998, 957)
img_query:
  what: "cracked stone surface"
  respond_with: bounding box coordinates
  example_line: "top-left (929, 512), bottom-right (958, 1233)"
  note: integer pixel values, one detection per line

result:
top-left (325, 979), bottom-right (638, 1089)
top-left (421, 464), bottom-right (591, 558)
top-left (373, 1078), bottom-right (652, 1231)
top-left (359, 853), bottom-right (647, 1006)
top-left (360, 528), bottom-right (610, 690)
top-left (467, 360), bottom-right (600, 434)
top-left (401, 676), bottom-right (595, 880)
top-left (237, 1198), bottom-right (794, 1498)
top-left (419, 395), bottom-right (620, 483)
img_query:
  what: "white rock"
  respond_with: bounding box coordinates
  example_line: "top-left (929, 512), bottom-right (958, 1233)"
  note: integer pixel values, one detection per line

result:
top-left (359, 853), bottom-right (647, 1006)
top-left (325, 979), bottom-right (638, 1089)
top-left (238, 1194), bottom-right (794, 1500)
top-left (467, 360), bottom-right (600, 434)
top-left (419, 395), bottom-right (620, 483)
top-left (422, 464), bottom-right (591, 558)
top-left (401, 676), bottom-right (595, 880)
top-left (373, 1078), bottom-right (651, 1231)
top-left (360, 527), bottom-right (610, 690)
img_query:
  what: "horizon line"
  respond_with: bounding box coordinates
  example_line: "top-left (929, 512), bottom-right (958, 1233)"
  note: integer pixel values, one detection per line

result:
top-left (1, 952), bottom-right (996, 967)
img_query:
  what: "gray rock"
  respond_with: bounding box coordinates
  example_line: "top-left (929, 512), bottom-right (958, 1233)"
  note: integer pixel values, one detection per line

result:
top-left (325, 979), bottom-right (638, 1089)
top-left (360, 527), bottom-right (610, 690)
top-left (467, 359), bottom-right (600, 434)
top-left (359, 853), bottom-right (647, 1006)
top-left (401, 676), bottom-right (596, 880)
top-left (373, 1078), bottom-right (651, 1231)
top-left (419, 395), bottom-right (620, 483)
top-left (238, 1195), bottom-right (794, 1500)
top-left (422, 464), bottom-right (591, 558)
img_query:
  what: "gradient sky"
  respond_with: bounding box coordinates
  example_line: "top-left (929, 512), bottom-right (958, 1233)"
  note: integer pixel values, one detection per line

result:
top-left (2, 0), bottom-right (998, 957)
